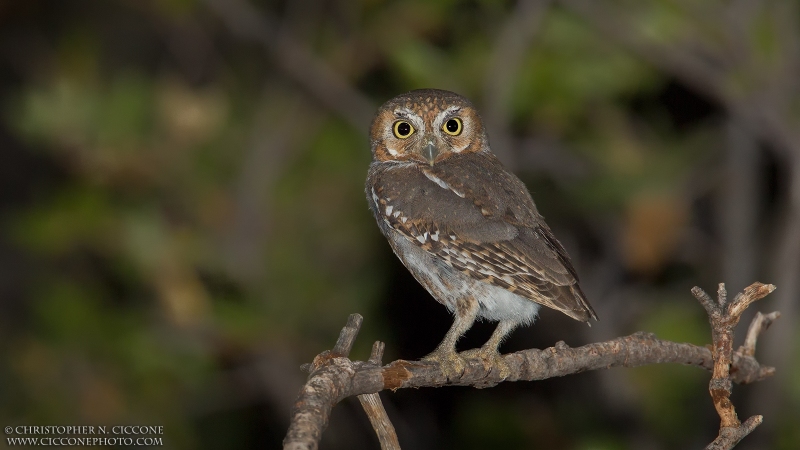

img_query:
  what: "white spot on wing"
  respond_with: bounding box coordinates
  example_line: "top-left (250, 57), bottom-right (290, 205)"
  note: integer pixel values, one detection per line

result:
top-left (423, 170), bottom-right (449, 190)
top-left (422, 169), bottom-right (466, 198)
top-left (385, 205), bottom-right (393, 215)
top-left (371, 188), bottom-right (380, 208)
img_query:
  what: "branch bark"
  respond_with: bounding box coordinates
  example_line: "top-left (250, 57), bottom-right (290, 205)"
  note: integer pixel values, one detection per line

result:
top-left (282, 283), bottom-right (778, 450)
top-left (356, 341), bottom-right (400, 450)
top-left (692, 282), bottom-right (777, 449)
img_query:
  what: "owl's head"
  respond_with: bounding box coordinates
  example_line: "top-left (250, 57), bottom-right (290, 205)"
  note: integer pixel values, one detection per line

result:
top-left (369, 89), bottom-right (488, 165)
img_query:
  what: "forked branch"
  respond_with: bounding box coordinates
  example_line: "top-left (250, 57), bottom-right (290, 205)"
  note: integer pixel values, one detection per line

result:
top-left (284, 283), bottom-right (778, 450)
top-left (692, 282), bottom-right (778, 450)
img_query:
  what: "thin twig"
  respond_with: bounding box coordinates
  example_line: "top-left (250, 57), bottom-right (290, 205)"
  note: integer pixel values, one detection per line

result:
top-left (707, 416), bottom-right (763, 450)
top-left (285, 314), bottom-right (363, 450)
top-left (741, 311), bottom-right (781, 357)
top-left (357, 394), bottom-right (400, 450)
top-left (692, 286), bottom-right (717, 315)
top-left (332, 314), bottom-right (364, 357)
top-left (728, 283), bottom-right (775, 322)
top-left (357, 342), bottom-right (401, 450)
top-left (367, 341), bottom-right (386, 366)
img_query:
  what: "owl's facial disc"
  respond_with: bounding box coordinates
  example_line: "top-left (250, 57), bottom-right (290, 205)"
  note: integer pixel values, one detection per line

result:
top-left (370, 89), bottom-right (488, 164)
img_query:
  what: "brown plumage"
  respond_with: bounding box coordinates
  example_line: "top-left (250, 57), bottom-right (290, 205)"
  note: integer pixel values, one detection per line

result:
top-left (366, 89), bottom-right (597, 379)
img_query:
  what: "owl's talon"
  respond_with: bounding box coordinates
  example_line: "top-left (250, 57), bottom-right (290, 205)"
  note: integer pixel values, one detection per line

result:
top-left (460, 347), bottom-right (510, 379)
top-left (421, 349), bottom-right (468, 381)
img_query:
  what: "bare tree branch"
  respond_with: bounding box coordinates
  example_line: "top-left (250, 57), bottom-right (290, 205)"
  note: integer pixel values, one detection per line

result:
top-left (331, 313), bottom-right (363, 357)
top-left (741, 311), bottom-right (780, 357)
top-left (284, 314), bottom-right (363, 450)
top-left (282, 284), bottom-right (777, 450)
top-left (707, 416), bottom-right (764, 450)
top-left (691, 282), bottom-right (777, 449)
top-left (357, 393), bottom-right (400, 450)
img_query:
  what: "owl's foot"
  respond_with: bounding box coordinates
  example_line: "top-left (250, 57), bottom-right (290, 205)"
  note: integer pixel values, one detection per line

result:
top-left (421, 348), bottom-right (468, 381)
top-left (460, 347), bottom-right (510, 380)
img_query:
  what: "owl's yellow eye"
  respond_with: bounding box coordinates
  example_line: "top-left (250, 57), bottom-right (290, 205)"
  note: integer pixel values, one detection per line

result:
top-left (443, 118), bottom-right (462, 136)
top-left (393, 121), bottom-right (415, 139)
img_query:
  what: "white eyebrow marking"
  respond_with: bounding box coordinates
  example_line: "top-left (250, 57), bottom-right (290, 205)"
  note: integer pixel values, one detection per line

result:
top-left (434, 106), bottom-right (462, 127)
top-left (394, 107), bottom-right (415, 118)
top-left (392, 108), bottom-right (424, 133)
top-left (438, 105), bottom-right (461, 117)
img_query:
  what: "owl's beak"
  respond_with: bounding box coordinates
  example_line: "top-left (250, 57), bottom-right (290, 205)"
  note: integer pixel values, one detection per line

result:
top-left (423, 141), bottom-right (439, 166)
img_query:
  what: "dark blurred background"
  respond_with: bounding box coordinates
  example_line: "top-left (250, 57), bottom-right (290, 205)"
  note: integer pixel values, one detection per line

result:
top-left (1, 0), bottom-right (798, 449)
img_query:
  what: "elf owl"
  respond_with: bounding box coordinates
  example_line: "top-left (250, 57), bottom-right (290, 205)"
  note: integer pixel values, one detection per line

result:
top-left (366, 89), bottom-right (597, 379)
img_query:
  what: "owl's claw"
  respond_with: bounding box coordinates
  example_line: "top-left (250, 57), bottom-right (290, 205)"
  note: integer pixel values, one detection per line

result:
top-left (421, 348), bottom-right (468, 381)
top-left (460, 347), bottom-right (510, 380)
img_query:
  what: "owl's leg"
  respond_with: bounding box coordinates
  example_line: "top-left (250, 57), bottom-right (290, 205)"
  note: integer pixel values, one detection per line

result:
top-left (422, 296), bottom-right (479, 380)
top-left (481, 319), bottom-right (518, 353)
top-left (460, 319), bottom-right (519, 379)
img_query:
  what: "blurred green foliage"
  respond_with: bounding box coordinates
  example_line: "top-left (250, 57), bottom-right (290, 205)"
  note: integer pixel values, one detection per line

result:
top-left (1, 1), bottom-right (797, 449)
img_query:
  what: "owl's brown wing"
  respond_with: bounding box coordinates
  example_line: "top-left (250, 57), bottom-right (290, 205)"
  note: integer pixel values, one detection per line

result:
top-left (368, 153), bottom-right (597, 322)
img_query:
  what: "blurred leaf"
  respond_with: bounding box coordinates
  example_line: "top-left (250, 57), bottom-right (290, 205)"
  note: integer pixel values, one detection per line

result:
top-left (10, 186), bottom-right (119, 257)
